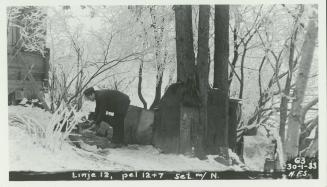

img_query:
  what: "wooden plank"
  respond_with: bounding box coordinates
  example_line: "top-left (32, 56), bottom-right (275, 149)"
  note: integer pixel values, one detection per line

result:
top-left (7, 71), bottom-right (21, 80)
top-left (123, 105), bottom-right (155, 145)
top-left (15, 27), bottom-right (20, 45)
top-left (8, 51), bottom-right (46, 81)
top-left (8, 68), bottom-right (46, 81)
top-left (207, 89), bottom-right (229, 154)
top-left (153, 105), bottom-right (180, 154)
top-left (136, 109), bottom-right (154, 144)
top-left (8, 80), bottom-right (43, 89)
top-left (179, 106), bottom-right (194, 154)
top-left (8, 56), bottom-right (45, 70)
top-left (8, 51), bottom-right (45, 73)
top-left (8, 64), bottom-right (45, 72)
top-left (124, 105), bottom-right (142, 144)
top-left (152, 84), bottom-right (182, 154)
top-left (8, 80), bottom-right (43, 99)
top-left (7, 26), bottom-right (19, 46)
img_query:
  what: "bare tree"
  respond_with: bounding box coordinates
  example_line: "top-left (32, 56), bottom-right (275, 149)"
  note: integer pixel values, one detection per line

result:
top-left (66, 51), bottom-right (140, 105)
top-left (228, 6), bottom-right (276, 99)
top-left (47, 7), bottom-right (142, 109)
top-left (149, 6), bottom-right (166, 109)
top-left (7, 7), bottom-right (47, 57)
top-left (127, 7), bottom-right (150, 109)
top-left (243, 5), bottom-right (301, 127)
top-left (285, 11), bottom-right (318, 158)
top-left (128, 5), bottom-right (174, 110)
top-left (279, 5), bottom-right (304, 143)
top-left (228, 6), bottom-right (263, 87)
top-left (68, 31), bottom-right (86, 110)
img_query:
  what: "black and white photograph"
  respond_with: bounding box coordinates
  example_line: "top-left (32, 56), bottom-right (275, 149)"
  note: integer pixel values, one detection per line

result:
top-left (1, 1), bottom-right (326, 185)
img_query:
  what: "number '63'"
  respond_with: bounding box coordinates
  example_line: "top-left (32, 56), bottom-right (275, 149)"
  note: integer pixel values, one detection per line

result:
top-left (294, 157), bottom-right (306, 164)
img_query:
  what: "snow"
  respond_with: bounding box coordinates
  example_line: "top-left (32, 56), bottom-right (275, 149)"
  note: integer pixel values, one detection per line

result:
top-left (9, 106), bottom-right (231, 172)
top-left (243, 126), bottom-right (275, 171)
top-left (105, 146), bottom-right (230, 171)
top-left (10, 126), bottom-right (122, 171)
top-left (307, 126), bottom-right (317, 139)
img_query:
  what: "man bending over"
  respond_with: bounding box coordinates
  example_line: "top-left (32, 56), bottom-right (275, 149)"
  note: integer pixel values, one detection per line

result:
top-left (83, 87), bottom-right (130, 148)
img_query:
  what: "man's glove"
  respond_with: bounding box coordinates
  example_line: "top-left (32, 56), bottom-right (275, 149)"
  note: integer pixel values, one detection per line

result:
top-left (84, 122), bottom-right (97, 131)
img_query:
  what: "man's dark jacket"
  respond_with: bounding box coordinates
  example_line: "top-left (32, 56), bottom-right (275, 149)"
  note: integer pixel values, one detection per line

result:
top-left (94, 89), bottom-right (130, 125)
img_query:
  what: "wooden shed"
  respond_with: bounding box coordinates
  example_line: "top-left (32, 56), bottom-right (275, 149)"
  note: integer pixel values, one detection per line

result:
top-left (7, 26), bottom-right (49, 103)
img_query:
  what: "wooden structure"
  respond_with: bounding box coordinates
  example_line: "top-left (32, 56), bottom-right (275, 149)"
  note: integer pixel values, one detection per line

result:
top-left (7, 26), bottom-right (49, 103)
top-left (152, 84), bottom-right (184, 153)
top-left (152, 83), bottom-right (242, 154)
top-left (124, 105), bottom-right (154, 144)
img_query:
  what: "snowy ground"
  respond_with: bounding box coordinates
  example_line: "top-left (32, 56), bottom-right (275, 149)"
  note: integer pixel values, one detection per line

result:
top-left (9, 106), bottom-right (237, 172)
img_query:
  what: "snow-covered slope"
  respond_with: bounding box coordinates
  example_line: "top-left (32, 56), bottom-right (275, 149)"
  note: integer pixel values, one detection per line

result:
top-left (9, 106), bottom-right (231, 172)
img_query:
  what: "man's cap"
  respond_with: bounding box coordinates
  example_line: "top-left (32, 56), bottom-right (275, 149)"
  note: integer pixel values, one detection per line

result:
top-left (83, 87), bottom-right (95, 96)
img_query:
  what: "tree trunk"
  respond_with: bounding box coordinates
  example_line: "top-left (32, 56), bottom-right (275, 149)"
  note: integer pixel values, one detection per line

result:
top-left (175, 5), bottom-right (196, 82)
top-left (238, 47), bottom-right (247, 99)
top-left (174, 5), bottom-right (196, 155)
top-left (195, 5), bottom-right (210, 158)
top-left (213, 6), bottom-right (229, 90)
top-left (150, 71), bottom-right (163, 110)
top-left (138, 59), bottom-right (147, 109)
top-left (213, 5), bottom-right (230, 160)
top-left (301, 97), bottom-right (318, 123)
top-left (75, 49), bottom-right (83, 110)
top-left (256, 56), bottom-right (266, 123)
top-left (279, 34), bottom-right (296, 143)
top-left (228, 28), bottom-right (240, 86)
top-left (165, 68), bottom-right (175, 92)
top-left (150, 6), bottom-right (165, 110)
top-left (279, 6), bottom-right (304, 142)
top-left (285, 16), bottom-right (317, 159)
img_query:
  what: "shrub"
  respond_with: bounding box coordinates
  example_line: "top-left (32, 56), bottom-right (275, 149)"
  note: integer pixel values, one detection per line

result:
top-left (9, 102), bottom-right (80, 152)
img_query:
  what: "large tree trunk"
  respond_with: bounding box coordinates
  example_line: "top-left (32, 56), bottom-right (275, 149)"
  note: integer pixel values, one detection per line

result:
top-left (213, 6), bottom-right (229, 90)
top-left (195, 5), bottom-right (210, 158)
top-left (153, 5), bottom-right (196, 155)
top-left (175, 5), bottom-right (196, 82)
top-left (213, 5), bottom-right (230, 159)
top-left (174, 5), bottom-right (197, 155)
top-left (285, 16), bottom-right (317, 159)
